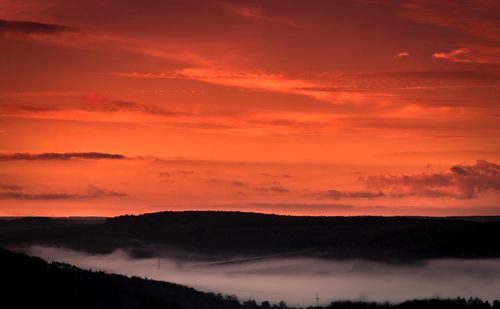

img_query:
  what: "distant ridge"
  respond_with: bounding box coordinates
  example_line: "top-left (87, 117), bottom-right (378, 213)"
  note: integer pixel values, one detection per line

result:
top-left (2, 211), bottom-right (500, 263)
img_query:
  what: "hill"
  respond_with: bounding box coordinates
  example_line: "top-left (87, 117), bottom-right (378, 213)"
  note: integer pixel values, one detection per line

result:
top-left (0, 247), bottom-right (251, 309)
top-left (2, 211), bottom-right (500, 262)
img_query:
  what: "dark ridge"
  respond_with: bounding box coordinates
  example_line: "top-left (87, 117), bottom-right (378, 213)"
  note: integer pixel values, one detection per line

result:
top-left (2, 211), bottom-right (500, 263)
top-left (0, 247), bottom-right (236, 309)
top-left (0, 216), bottom-right (105, 233)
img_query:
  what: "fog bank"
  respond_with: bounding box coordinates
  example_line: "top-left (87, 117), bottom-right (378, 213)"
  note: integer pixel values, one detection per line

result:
top-left (26, 246), bottom-right (500, 306)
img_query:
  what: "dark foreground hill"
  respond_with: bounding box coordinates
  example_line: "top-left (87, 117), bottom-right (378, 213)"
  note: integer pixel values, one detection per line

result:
top-left (2, 247), bottom-right (500, 309)
top-left (2, 211), bottom-right (500, 262)
top-left (0, 247), bottom-right (245, 309)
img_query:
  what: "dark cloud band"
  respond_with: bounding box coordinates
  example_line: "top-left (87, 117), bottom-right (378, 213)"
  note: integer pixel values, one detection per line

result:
top-left (314, 160), bottom-right (500, 200)
top-left (0, 185), bottom-right (126, 200)
top-left (0, 19), bottom-right (75, 35)
top-left (0, 152), bottom-right (125, 161)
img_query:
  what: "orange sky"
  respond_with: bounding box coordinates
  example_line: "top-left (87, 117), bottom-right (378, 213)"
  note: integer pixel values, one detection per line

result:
top-left (1, 0), bottom-right (499, 216)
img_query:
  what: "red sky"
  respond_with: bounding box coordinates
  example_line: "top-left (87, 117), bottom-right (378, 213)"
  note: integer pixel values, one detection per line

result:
top-left (1, 0), bottom-right (499, 216)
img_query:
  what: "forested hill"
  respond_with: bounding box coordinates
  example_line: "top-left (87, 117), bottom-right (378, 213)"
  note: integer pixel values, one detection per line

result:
top-left (0, 247), bottom-right (249, 309)
top-left (2, 211), bottom-right (500, 262)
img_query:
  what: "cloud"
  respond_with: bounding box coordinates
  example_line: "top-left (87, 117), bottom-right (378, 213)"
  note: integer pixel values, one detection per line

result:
top-left (312, 189), bottom-right (385, 200)
top-left (202, 178), bottom-right (248, 187)
top-left (258, 173), bottom-right (292, 178)
top-left (432, 48), bottom-right (475, 63)
top-left (399, 0), bottom-right (500, 42)
top-left (0, 19), bottom-right (75, 35)
top-left (84, 95), bottom-right (175, 116)
top-left (0, 185), bottom-right (126, 200)
top-left (0, 184), bottom-right (23, 191)
top-left (0, 152), bottom-right (125, 161)
top-left (366, 160), bottom-right (500, 199)
top-left (118, 67), bottom-right (500, 108)
top-left (84, 185), bottom-right (127, 198)
top-left (394, 51), bottom-right (409, 58)
top-left (177, 170), bottom-right (195, 176)
top-left (0, 192), bottom-right (78, 200)
top-left (0, 95), bottom-right (176, 117)
top-left (310, 160), bottom-right (500, 200)
top-left (115, 69), bottom-right (334, 103)
top-left (227, 5), bottom-right (297, 27)
top-left (256, 185), bottom-right (290, 193)
top-left (399, 2), bottom-right (500, 63)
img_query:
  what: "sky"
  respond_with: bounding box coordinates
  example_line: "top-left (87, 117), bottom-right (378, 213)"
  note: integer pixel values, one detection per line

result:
top-left (0, 0), bottom-right (499, 216)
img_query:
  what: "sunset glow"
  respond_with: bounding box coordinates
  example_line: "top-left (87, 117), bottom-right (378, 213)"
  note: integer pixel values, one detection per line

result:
top-left (1, 0), bottom-right (499, 216)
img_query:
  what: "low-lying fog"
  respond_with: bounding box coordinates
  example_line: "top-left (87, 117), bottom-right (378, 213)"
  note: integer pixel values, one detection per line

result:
top-left (25, 246), bottom-right (500, 306)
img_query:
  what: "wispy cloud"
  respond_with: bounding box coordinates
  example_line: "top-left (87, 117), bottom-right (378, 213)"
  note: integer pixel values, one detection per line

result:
top-left (399, 0), bottom-right (500, 42)
top-left (227, 5), bottom-right (297, 27)
top-left (0, 184), bottom-right (23, 191)
top-left (256, 185), bottom-right (290, 194)
top-left (394, 51), bottom-right (409, 58)
top-left (0, 95), bottom-right (176, 117)
top-left (0, 185), bottom-right (126, 200)
top-left (117, 67), bottom-right (500, 107)
top-left (0, 19), bottom-right (75, 36)
top-left (83, 95), bottom-right (176, 116)
top-left (0, 152), bottom-right (125, 161)
top-left (116, 69), bottom-right (331, 102)
top-left (432, 48), bottom-right (475, 63)
top-left (312, 190), bottom-right (385, 200)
